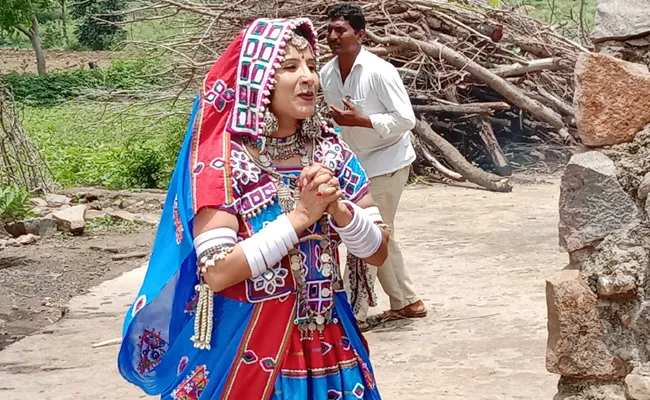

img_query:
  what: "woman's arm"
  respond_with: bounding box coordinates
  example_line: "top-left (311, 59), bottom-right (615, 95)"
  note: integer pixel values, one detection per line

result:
top-left (193, 208), bottom-right (302, 292)
top-left (327, 193), bottom-right (390, 267)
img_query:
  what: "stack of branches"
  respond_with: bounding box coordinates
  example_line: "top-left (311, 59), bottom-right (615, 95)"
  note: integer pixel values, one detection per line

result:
top-left (0, 86), bottom-right (55, 193)
top-left (117, 0), bottom-right (590, 192)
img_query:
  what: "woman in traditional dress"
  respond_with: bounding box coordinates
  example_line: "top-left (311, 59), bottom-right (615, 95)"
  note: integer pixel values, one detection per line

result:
top-left (117, 17), bottom-right (390, 400)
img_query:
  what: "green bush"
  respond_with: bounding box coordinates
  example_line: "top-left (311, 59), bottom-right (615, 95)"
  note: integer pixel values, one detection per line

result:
top-left (1, 59), bottom-right (168, 105)
top-left (121, 143), bottom-right (163, 189)
top-left (22, 101), bottom-right (189, 190)
top-left (41, 21), bottom-right (67, 49)
top-left (506, 0), bottom-right (597, 35)
top-left (71, 0), bottom-right (127, 51)
top-left (0, 187), bottom-right (33, 223)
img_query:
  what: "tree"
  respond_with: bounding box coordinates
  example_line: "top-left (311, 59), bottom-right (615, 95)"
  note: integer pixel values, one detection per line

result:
top-left (58, 0), bottom-right (69, 46)
top-left (71, 0), bottom-right (126, 51)
top-left (0, 0), bottom-right (53, 75)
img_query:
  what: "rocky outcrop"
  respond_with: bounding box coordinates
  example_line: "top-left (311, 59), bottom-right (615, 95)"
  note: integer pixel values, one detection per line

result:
top-left (592, 0), bottom-right (650, 43)
top-left (548, 116), bottom-right (650, 398)
top-left (546, 270), bottom-right (627, 380)
top-left (558, 151), bottom-right (640, 252)
top-left (52, 205), bottom-right (87, 235)
top-left (574, 53), bottom-right (650, 147)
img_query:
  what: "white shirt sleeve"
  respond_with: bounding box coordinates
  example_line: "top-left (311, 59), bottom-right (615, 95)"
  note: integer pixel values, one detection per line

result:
top-left (368, 67), bottom-right (416, 138)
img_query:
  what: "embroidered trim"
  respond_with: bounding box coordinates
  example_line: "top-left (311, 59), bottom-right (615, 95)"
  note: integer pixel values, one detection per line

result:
top-left (279, 358), bottom-right (359, 378)
top-left (260, 357), bottom-right (276, 372)
top-left (177, 356), bottom-right (189, 375)
top-left (172, 364), bottom-right (210, 400)
top-left (245, 263), bottom-right (293, 303)
top-left (227, 18), bottom-right (317, 138)
top-left (184, 293), bottom-right (198, 315)
top-left (173, 195), bottom-right (183, 245)
top-left (132, 294), bottom-right (147, 317)
top-left (205, 79), bottom-right (235, 112)
top-left (137, 328), bottom-right (167, 374)
top-left (352, 382), bottom-right (365, 399)
top-left (355, 349), bottom-right (376, 390)
top-left (242, 349), bottom-right (259, 364)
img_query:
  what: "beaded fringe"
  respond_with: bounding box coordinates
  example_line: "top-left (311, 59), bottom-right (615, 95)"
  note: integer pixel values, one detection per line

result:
top-left (191, 280), bottom-right (213, 350)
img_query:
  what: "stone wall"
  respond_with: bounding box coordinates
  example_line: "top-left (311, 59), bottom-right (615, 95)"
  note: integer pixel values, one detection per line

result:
top-left (546, 52), bottom-right (650, 399)
top-left (592, 0), bottom-right (650, 67)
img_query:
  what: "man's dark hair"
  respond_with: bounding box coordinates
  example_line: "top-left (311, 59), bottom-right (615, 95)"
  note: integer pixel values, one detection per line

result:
top-left (328, 3), bottom-right (366, 32)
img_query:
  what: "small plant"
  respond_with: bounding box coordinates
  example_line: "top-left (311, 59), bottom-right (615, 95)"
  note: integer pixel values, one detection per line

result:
top-left (0, 186), bottom-right (33, 223)
top-left (87, 214), bottom-right (138, 233)
top-left (121, 143), bottom-right (163, 189)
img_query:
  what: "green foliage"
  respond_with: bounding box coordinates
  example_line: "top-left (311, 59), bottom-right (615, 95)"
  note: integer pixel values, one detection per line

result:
top-left (507, 0), bottom-right (597, 34)
top-left (0, 0), bottom-right (53, 32)
top-left (22, 101), bottom-right (189, 190)
top-left (70, 0), bottom-right (126, 50)
top-left (1, 59), bottom-right (167, 105)
top-left (0, 186), bottom-right (33, 223)
top-left (87, 214), bottom-right (138, 233)
top-left (121, 143), bottom-right (163, 189)
top-left (40, 19), bottom-right (66, 48)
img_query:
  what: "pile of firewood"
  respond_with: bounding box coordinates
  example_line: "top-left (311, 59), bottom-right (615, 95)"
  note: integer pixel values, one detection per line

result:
top-left (121, 0), bottom-right (590, 191)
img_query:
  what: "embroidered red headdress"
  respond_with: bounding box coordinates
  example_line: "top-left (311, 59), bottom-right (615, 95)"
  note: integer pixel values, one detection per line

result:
top-left (190, 18), bottom-right (330, 214)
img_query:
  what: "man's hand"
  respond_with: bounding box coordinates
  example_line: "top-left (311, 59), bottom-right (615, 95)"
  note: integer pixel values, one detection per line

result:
top-left (330, 99), bottom-right (373, 128)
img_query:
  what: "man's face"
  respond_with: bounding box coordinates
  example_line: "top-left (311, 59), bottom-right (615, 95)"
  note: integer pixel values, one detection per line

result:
top-left (327, 17), bottom-right (363, 57)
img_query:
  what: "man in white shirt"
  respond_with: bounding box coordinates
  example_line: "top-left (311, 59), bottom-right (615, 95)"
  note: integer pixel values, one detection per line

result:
top-left (320, 3), bottom-right (426, 330)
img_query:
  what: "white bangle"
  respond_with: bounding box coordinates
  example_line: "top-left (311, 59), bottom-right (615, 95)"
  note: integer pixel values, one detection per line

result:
top-left (240, 214), bottom-right (299, 278)
top-left (194, 228), bottom-right (237, 258)
top-left (329, 200), bottom-right (383, 259)
top-left (364, 206), bottom-right (383, 223)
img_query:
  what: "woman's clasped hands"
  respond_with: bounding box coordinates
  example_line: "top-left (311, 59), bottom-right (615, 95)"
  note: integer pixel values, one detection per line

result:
top-left (288, 163), bottom-right (351, 232)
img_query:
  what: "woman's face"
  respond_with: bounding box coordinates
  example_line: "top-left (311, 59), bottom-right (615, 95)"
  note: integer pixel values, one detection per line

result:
top-left (270, 41), bottom-right (319, 122)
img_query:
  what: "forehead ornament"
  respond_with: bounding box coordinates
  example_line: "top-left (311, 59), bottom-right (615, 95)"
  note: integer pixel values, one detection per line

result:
top-left (290, 33), bottom-right (310, 50)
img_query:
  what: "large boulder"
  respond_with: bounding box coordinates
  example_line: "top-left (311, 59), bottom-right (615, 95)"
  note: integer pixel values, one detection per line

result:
top-left (559, 151), bottom-right (640, 252)
top-left (4, 217), bottom-right (58, 238)
top-left (627, 373), bottom-right (650, 400)
top-left (546, 270), bottom-right (627, 380)
top-left (592, 0), bottom-right (650, 42)
top-left (52, 205), bottom-right (87, 234)
top-left (45, 193), bottom-right (71, 207)
top-left (554, 378), bottom-right (628, 400)
top-left (574, 52), bottom-right (650, 147)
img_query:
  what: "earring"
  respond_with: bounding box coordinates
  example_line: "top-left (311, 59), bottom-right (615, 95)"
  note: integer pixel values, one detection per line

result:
top-left (262, 109), bottom-right (278, 137)
top-left (300, 114), bottom-right (322, 139)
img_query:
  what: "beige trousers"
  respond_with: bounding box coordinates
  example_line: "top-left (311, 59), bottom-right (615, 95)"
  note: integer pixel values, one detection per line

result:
top-left (345, 166), bottom-right (420, 321)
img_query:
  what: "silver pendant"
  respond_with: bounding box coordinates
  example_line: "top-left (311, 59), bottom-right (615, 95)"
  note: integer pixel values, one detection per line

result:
top-left (259, 153), bottom-right (271, 167)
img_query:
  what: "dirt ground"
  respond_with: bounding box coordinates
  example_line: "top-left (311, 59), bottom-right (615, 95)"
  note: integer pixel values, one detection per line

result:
top-left (0, 49), bottom-right (116, 74)
top-left (0, 177), bottom-right (565, 399)
top-left (0, 225), bottom-right (157, 350)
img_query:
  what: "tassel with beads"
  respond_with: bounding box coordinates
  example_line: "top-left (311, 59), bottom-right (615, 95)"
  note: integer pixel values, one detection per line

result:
top-left (190, 279), bottom-right (214, 350)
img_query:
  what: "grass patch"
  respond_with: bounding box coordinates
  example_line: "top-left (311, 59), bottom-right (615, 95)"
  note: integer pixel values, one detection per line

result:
top-left (22, 100), bottom-right (190, 190)
top-left (86, 214), bottom-right (139, 233)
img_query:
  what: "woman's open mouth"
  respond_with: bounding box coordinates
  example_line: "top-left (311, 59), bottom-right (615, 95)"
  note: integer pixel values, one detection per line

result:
top-left (298, 93), bottom-right (315, 101)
